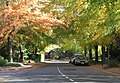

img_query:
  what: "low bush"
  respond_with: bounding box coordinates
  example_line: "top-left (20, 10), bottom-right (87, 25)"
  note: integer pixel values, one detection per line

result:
top-left (0, 56), bottom-right (22, 67)
top-left (0, 56), bottom-right (8, 66)
top-left (88, 60), bottom-right (102, 64)
top-left (88, 60), bottom-right (95, 65)
top-left (6, 62), bottom-right (21, 67)
top-left (107, 59), bottom-right (120, 67)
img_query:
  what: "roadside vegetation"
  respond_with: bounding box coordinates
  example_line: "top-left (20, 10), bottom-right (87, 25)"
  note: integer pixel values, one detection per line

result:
top-left (0, 0), bottom-right (120, 68)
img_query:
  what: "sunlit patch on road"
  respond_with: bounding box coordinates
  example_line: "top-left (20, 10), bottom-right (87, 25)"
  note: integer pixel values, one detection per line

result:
top-left (44, 60), bottom-right (70, 63)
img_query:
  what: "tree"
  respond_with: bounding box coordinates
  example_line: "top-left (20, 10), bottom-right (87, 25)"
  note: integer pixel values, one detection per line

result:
top-left (0, 0), bottom-right (65, 62)
top-left (51, 0), bottom-right (120, 62)
top-left (0, 0), bottom-right (64, 47)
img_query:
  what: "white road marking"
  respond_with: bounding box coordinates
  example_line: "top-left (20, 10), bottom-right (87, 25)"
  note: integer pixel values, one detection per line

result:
top-left (65, 77), bottom-right (69, 79)
top-left (57, 64), bottom-right (75, 82)
top-left (69, 78), bottom-right (74, 81)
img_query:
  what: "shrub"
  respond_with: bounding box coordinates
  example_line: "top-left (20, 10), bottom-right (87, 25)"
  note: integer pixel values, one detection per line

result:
top-left (0, 56), bottom-right (8, 66)
top-left (107, 59), bottom-right (120, 67)
top-left (7, 62), bottom-right (21, 67)
top-left (88, 60), bottom-right (95, 64)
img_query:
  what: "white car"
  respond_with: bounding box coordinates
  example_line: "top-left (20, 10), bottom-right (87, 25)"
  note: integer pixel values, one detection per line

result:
top-left (69, 54), bottom-right (89, 66)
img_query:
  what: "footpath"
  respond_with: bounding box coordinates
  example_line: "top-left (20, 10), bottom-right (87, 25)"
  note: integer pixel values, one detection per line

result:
top-left (0, 63), bottom-right (46, 72)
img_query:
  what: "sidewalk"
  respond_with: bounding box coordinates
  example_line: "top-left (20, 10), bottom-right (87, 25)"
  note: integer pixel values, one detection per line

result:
top-left (0, 63), bottom-right (46, 72)
top-left (90, 64), bottom-right (120, 76)
top-left (0, 65), bottom-right (33, 72)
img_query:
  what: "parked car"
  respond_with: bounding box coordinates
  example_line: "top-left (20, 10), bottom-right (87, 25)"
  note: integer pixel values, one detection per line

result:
top-left (69, 54), bottom-right (89, 66)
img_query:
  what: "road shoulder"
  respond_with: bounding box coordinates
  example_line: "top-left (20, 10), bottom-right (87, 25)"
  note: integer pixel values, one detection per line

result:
top-left (90, 64), bottom-right (120, 76)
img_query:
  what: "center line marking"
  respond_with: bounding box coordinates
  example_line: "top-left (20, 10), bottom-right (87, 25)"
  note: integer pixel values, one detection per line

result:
top-left (57, 64), bottom-right (75, 82)
top-left (69, 79), bottom-right (74, 81)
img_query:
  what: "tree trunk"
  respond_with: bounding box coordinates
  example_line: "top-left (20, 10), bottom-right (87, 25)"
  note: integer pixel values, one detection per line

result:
top-left (34, 47), bottom-right (38, 62)
top-left (8, 36), bottom-right (13, 62)
top-left (19, 45), bottom-right (23, 62)
top-left (106, 47), bottom-right (109, 58)
top-left (102, 45), bottom-right (106, 64)
top-left (19, 38), bottom-right (23, 62)
top-left (89, 47), bottom-right (92, 60)
top-left (95, 45), bottom-right (98, 62)
top-left (34, 47), bottom-right (37, 54)
top-left (108, 44), bottom-right (113, 59)
top-left (84, 46), bottom-right (87, 57)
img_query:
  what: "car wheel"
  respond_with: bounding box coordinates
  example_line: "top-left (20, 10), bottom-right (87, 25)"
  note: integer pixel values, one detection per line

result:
top-left (69, 61), bottom-right (71, 63)
top-left (74, 60), bottom-right (78, 66)
top-left (73, 60), bottom-right (75, 64)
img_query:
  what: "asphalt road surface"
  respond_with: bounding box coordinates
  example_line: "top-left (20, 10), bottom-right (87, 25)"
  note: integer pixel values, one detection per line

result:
top-left (0, 61), bottom-right (120, 83)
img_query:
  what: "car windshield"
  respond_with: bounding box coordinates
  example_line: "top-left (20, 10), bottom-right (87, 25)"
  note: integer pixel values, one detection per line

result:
top-left (77, 56), bottom-right (86, 60)
top-left (75, 54), bottom-right (86, 60)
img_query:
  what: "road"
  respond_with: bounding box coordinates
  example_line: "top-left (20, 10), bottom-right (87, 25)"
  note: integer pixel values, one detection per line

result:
top-left (0, 61), bottom-right (120, 83)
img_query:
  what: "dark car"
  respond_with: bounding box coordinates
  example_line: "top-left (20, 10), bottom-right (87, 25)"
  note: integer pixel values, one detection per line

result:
top-left (69, 54), bottom-right (89, 66)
